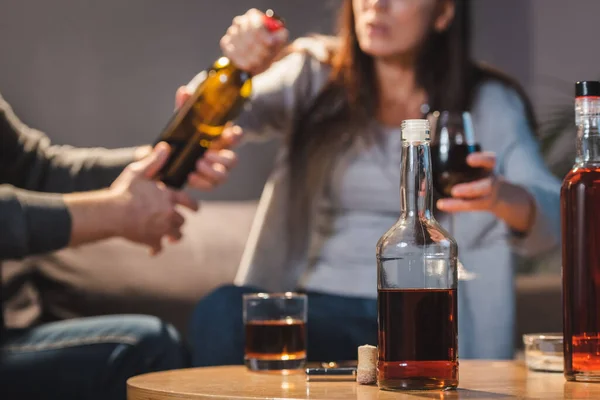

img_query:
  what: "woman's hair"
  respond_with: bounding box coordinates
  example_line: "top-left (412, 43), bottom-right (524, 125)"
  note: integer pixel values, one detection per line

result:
top-left (285, 0), bottom-right (537, 252)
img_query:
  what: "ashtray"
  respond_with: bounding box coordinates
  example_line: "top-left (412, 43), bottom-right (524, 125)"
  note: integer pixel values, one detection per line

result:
top-left (522, 333), bottom-right (563, 372)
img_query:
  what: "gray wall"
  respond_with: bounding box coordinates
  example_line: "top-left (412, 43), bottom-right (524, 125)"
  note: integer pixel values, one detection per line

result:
top-left (474, 0), bottom-right (600, 122)
top-left (471, 0), bottom-right (532, 92)
top-left (1, 0), bottom-right (597, 200)
top-left (530, 0), bottom-right (600, 118)
top-left (0, 0), bottom-right (337, 200)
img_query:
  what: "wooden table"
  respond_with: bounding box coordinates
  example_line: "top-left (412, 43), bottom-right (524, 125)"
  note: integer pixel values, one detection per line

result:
top-left (127, 361), bottom-right (600, 399)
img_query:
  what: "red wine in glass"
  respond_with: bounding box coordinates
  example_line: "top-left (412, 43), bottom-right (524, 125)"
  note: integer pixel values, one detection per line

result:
top-left (430, 111), bottom-right (488, 281)
top-left (431, 143), bottom-right (489, 198)
top-left (430, 111), bottom-right (489, 199)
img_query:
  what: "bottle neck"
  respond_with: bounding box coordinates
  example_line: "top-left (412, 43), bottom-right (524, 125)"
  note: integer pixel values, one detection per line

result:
top-left (225, 61), bottom-right (252, 80)
top-left (576, 96), bottom-right (600, 164)
top-left (399, 140), bottom-right (434, 221)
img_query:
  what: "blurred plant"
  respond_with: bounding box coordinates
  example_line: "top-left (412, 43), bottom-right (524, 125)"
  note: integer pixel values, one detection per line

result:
top-left (517, 79), bottom-right (577, 275)
top-left (538, 103), bottom-right (576, 178)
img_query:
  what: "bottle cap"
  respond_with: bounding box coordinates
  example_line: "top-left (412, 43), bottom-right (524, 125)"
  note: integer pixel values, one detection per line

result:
top-left (263, 9), bottom-right (285, 32)
top-left (401, 119), bottom-right (430, 142)
top-left (576, 81), bottom-right (600, 97)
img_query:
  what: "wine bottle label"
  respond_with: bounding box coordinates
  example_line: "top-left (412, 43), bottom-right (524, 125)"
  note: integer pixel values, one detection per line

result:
top-left (195, 123), bottom-right (224, 137)
top-left (191, 76), bottom-right (245, 126)
top-left (196, 124), bottom-right (226, 148)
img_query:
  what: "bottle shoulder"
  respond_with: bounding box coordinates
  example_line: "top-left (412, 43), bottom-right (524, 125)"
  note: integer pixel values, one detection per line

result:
top-left (377, 219), bottom-right (457, 258)
top-left (562, 165), bottom-right (600, 190)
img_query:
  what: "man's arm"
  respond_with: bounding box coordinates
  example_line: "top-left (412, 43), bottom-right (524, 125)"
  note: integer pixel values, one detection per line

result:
top-left (0, 186), bottom-right (126, 259)
top-left (0, 143), bottom-right (199, 260)
top-left (0, 92), bottom-right (237, 193)
top-left (0, 92), bottom-right (143, 193)
top-left (0, 186), bottom-right (71, 259)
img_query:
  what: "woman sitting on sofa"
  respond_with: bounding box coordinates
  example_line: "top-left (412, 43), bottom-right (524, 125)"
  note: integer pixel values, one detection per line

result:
top-left (187, 0), bottom-right (561, 364)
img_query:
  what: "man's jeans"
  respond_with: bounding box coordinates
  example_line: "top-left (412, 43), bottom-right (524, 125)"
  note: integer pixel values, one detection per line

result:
top-left (0, 315), bottom-right (187, 400)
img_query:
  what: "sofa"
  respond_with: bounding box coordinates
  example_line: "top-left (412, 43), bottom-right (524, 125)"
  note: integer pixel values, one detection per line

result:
top-left (2, 199), bottom-right (562, 355)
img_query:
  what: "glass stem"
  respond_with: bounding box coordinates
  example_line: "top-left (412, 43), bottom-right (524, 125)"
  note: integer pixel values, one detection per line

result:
top-left (451, 213), bottom-right (476, 281)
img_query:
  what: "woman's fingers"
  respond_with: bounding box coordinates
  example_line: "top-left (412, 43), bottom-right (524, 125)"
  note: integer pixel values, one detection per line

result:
top-left (436, 197), bottom-right (492, 213)
top-left (451, 177), bottom-right (495, 199)
top-left (466, 151), bottom-right (496, 170)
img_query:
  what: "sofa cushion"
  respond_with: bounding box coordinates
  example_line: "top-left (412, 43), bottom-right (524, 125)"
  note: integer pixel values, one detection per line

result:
top-left (3, 199), bottom-right (563, 352)
top-left (3, 201), bottom-right (258, 338)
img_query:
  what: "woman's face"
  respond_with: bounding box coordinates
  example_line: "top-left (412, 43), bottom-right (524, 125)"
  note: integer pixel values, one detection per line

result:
top-left (352, 0), bottom-right (455, 59)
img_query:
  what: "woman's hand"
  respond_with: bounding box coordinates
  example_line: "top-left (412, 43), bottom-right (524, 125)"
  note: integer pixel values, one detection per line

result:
top-left (220, 8), bottom-right (288, 76)
top-left (436, 152), bottom-right (499, 212)
top-left (172, 86), bottom-right (243, 190)
top-left (436, 152), bottom-right (536, 233)
top-left (67, 143), bottom-right (199, 255)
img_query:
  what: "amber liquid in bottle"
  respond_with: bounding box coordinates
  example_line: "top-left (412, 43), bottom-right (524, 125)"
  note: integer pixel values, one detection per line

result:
top-left (562, 167), bottom-right (600, 380)
top-left (562, 82), bottom-right (600, 382)
top-left (378, 288), bottom-right (458, 389)
top-left (154, 11), bottom-right (284, 189)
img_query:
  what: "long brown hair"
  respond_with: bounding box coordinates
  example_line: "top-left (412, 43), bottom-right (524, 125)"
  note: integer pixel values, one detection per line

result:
top-left (285, 0), bottom-right (537, 252)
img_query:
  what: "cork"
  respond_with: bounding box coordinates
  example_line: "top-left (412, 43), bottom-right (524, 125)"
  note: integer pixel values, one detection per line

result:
top-left (357, 344), bottom-right (377, 385)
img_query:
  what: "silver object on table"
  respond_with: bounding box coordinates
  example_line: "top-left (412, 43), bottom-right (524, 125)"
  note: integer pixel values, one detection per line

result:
top-left (305, 367), bottom-right (357, 381)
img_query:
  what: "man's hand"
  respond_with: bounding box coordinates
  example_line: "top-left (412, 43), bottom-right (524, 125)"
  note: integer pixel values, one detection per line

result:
top-left (65, 143), bottom-right (199, 255)
top-left (109, 142), bottom-right (199, 254)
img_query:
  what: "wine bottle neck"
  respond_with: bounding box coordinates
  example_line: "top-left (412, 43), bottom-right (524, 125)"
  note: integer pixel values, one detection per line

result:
top-left (222, 60), bottom-right (251, 79)
top-left (576, 96), bottom-right (600, 164)
top-left (399, 141), bottom-right (434, 221)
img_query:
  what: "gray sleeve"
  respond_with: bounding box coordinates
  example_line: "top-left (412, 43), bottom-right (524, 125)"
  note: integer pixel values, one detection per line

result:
top-left (235, 50), bottom-right (329, 140)
top-left (0, 185), bottom-right (71, 260)
top-left (472, 82), bottom-right (562, 257)
top-left (0, 93), bottom-right (135, 194)
top-left (185, 46), bottom-right (329, 141)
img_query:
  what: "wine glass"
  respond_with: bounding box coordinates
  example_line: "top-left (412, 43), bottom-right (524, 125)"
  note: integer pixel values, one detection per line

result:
top-left (430, 111), bottom-right (490, 281)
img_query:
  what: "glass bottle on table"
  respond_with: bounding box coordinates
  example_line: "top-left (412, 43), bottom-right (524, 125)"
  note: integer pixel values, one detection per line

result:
top-left (376, 119), bottom-right (459, 391)
top-left (562, 80), bottom-right (600, 382)
top-left (430, 111), bottom-right (489, 281)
